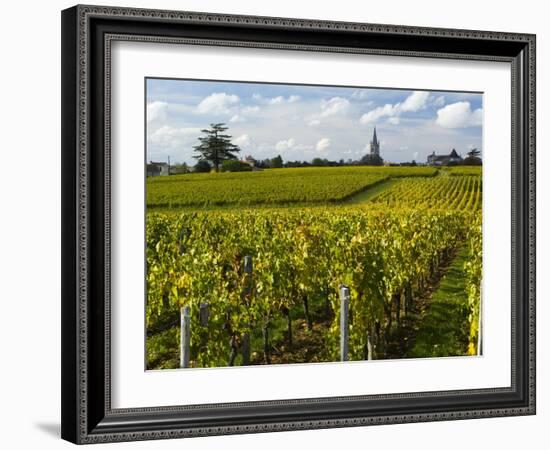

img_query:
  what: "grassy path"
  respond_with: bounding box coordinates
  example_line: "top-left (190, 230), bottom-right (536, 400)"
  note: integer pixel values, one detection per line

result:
top-left (406, 245), bottom-right (470, 358)
top-left (343, 178), bottom-right (399, 204)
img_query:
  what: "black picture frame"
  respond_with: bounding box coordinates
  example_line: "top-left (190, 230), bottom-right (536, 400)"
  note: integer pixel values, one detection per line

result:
top-left (61, 4), bottom-right (536, 444)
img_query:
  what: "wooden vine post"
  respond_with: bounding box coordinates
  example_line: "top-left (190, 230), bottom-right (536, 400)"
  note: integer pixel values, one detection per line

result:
top-left (339, 285), bottom-right (350, 362)
top-left (180, 305), bottom-right (191, 368)
top-left (242, 255), bottom-right (253, 365)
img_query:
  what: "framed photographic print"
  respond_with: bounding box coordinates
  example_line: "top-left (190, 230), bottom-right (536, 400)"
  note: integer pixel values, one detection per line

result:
top-left (61, 4), bottom-right (536, 444)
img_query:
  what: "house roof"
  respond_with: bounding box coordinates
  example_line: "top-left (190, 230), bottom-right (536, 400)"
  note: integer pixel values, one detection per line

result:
top-left (429, 149), bottom-right (461, 159)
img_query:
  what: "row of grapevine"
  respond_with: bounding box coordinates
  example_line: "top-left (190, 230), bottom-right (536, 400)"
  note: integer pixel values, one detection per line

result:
top-left (464, 214), bottom-right (483, 355)
top-left (368, 176), bottom-right (482, 211)
top-left (146, 166), bottom-right (438, 208)
top-left (146, 207), bottom-right (476, 368)
top-left (445, 166), bottom-right (483, 176)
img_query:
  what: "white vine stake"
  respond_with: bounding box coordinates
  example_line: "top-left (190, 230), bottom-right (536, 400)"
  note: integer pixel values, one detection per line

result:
top-left (180, 305), bottom-right (191, 368)
top-left (340, 285), bottom-right (350, 362)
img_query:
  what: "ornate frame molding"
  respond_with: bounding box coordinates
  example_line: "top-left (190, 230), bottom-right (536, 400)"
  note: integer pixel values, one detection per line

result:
top-left (61, 4), bottom-right (536, 444)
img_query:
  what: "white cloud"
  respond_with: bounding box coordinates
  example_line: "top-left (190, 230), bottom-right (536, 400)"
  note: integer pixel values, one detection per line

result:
top-left (351, 90), bottom-right (369, 100)
top-left (229, 114), bottom-right (244, 123)
top-left (234, 134), bottom-right (251, 147)
top-left (360, 91), bottom-right (430, 125)
top-left (316, 138), bottom-right (331, 152)
top-left (400, 91), bottom-right (430, 112)
top-left (433, 95), bottom-right (446, 107)
top-left (148, 126), bottom-right (202, 149)
top-left (388, 117), bottom-right (400, 125)
top-left (147, 101), bottom-right (168, 123)
top-left (253, 94), bottom-right (301, 105)
top-left (229, 105), bottom-right (261, 123)
top-left (320, 97), bottom-right (350, 118)
top-left (268, 96), bottom-right (285, 105)
top-left (436, 101), bottom-right (483, 128)
top-left (360, 103), bottom-right (398, 124)
top-left (197, 92), bottom-right (239, 114)
top-left (305, 97), bottom-right (349, 127)
top-left (275, 138), bottom-right (296, 151)
top-left (242, 105), bottom-right (260, 114)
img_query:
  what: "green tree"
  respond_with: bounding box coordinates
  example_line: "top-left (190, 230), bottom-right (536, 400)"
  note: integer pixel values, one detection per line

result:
top-left (193, 123), bottom-right (241, 172)
top-left (194, 160), bottom-right (212, 173)
top-left (312, 157), bottom-right (329, 166)
top-left (270, 155), bottom-right (283, 168)
top-left (221, 160), bottom-right (252, 172)
top-left (360, 154), bottom-right (384, 166)
top-left (463, 148), bottom-right (482, 166)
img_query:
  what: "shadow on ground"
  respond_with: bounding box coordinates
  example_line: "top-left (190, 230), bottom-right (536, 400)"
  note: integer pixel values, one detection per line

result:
top-left (35, 422), bottom-right (60, 438)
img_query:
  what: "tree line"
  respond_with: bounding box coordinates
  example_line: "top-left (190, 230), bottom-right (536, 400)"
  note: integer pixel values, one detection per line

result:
top-left (167, 122), bottom-right (476, 174)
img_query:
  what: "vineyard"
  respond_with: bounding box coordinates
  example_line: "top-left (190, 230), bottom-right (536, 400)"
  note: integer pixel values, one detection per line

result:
top-left (444, 166), bottom-right (483, 177)
top-left (146, 167), bottom-right (482, 369)
top-left (146, 166), bottom-right (438, 208)
top-left (366, 175), bottom-right (482, 210)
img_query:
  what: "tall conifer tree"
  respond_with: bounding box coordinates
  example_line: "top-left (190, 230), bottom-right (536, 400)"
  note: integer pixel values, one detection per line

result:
top-left (193, 123), bottom-right (240, 172)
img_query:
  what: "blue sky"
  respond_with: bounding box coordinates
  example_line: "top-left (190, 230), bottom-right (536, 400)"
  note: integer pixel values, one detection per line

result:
top-left (146, 78), bottom-right (483, 165)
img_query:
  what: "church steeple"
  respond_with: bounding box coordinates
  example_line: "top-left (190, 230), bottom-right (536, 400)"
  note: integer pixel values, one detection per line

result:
top-left (370, 127), bottom-right (380, 156)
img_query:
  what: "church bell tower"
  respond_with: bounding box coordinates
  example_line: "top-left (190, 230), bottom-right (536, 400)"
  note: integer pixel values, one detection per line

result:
top-left (370, 127), bottom-right (380, 156)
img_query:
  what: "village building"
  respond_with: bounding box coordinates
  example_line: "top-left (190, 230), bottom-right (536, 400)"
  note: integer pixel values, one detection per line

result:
top-left (241, 155), bottom-right (257, 168)
top-left (147, 161), bottom-right (170, 177)
top-left (427, 149), bottom-right (463, 166)
top-left (240, 155), bottom-right (264, 171)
